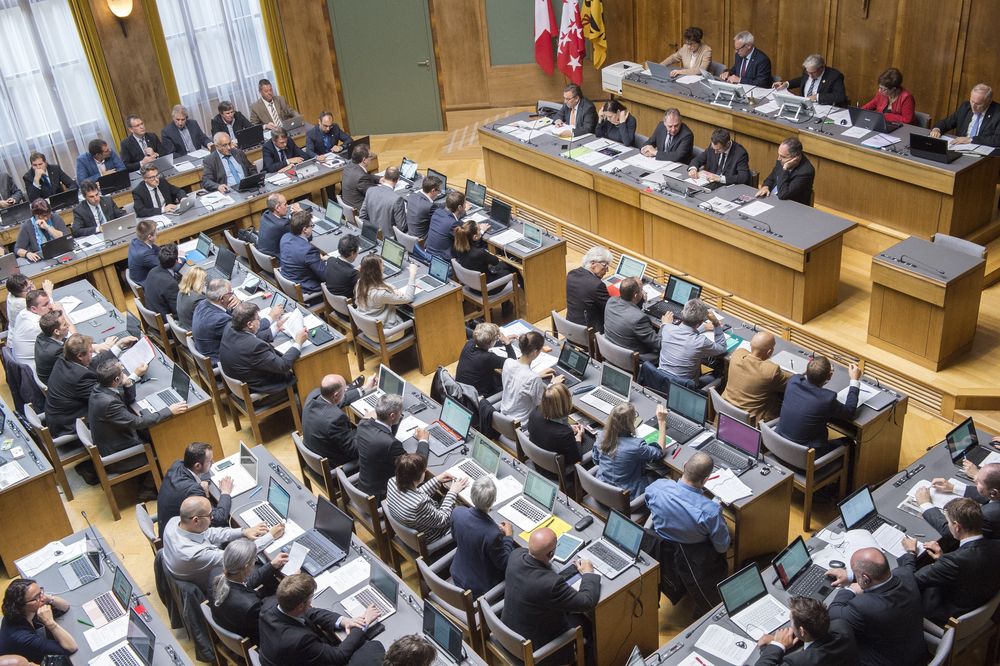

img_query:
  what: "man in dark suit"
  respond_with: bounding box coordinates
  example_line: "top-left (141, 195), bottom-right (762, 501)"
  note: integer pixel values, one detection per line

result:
top-left (356, 394), bottom-right (429, 500)
top-left (450, 477), bottom-right (518, 599)
top-left (931, 83), bottom-right (1000, 147)
top-left (257, 573), bottom-right (384, 666)
top-left (566, 246), bottom-right (612, 332)
top-left (775, 54), bottom-right (848, 107)
top-left (325, 235), bottom-right (359, 298)
top-left (603, 277), bottom-right (661, 362)
top-left (192, 279), bottom-right (282, 362)
top-left (922, 462), bottom-right (1000, 540)
top-left (258, 193), bottom-right (299, 257)
top-left (305, 111), bottom-right (351, 156)
top-left (899, 498), bottom-right (1000, 626)
top-left (358, 166), bottom-right (406, 238)
top-left (161, 104), bottom-right (212, 157)
top-left (89, 359), bottom-right (186, 473)
top-left (0, 171), bottom-right (26, 207)
top-left (279, 210), bottom-right (326, 294)
top-left (757, 138), bottom-right (815, 206)
top-left (72, 180), bottom-right (124, 237)
top-left (157, 441), bottom-right (233, 531)
top-left (211, 100), bottom-right (253, 139)
top-left (202, 132), bottom-right (257, 193)
top-left (826, 548), bottom-right (927, 666)
top-left (143, 244), bottom-right (181, 317)
top-left (502, 527), bottom-right (600, 663)
top-left (262, 128), bottom-right (314, 173)
top-left (688, 128), bottom-right (752, 186)
top-left (341, 144), bottom-right (379, 210)
top-left (405, 175), bottom-right (441, 239)
top-left (755, 597), bottom-right (857, 666)
top-left (219, 302), bottom-right (305, 395)
top-left (302, 373), bottom-right (376, 469)
top-left (33, 311), bottom-right (69, 384)
top-left (120, 115), bottom-right (163, 172)
top-left (722, 30), bottom-right (773, 88)
top-left (641, 108), bottom-right (694, 163)
top-left (132, 165), bottom-right (185, 218)
top-left (127, 220), bottom-right (161, 283)
top-left (210, 539), bottom-right (285, 646)
top-left (554, 84), bottom-right (597, 137)
top-left (22, 152), bottom-right (74, 201)
top-left (778, 355), bottom-right (860, 455)
top-left (44, 334), bottom-right (126, 438)
top-left (424, 191), bottom-right (464, 260)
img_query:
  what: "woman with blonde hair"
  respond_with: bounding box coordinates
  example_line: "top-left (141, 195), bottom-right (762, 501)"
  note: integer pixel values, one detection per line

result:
top-left (175, 265), bottom-right (207, 329)
top-left (527, 382), bottom-right (585, 475)
top-left (354, 253), bottom-right (417, 341)
top-left (593, 402), bottom-right (668, 496)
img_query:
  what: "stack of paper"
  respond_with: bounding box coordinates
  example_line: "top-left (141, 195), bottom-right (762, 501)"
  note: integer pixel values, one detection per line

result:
top-left (500, 321), bottom-right (533, 337)
top-left (861, 133), bottom-right (901, 149)
top-left (755, 100), bottom-right (780, 115)
top-left (16, 540), bottom-right (67, 576)
top-left (699, 197), bottom-right (740, 214)
top-left (624, 153), bottom-right (668, 171)
top-left (315, 557), bottom-right (370, 594)
top-left (898, 479), bottom-right (961, 517)
top-left (675, 74), bottom-right (704, 85)
top-left (173, 161), bottom-right (196, 173)
top-left (0, 460), bottom-right (29, 489)
top-left (704, 468), bottom-right (753, 504)
top-left (840, 126), bottom-right (871, 139)
top-left (68, 302), bottom-right (106, 325)
top-left (695, 624), bottom-right (752, 664)
top-left (950, 142), bottom-right (994, 155)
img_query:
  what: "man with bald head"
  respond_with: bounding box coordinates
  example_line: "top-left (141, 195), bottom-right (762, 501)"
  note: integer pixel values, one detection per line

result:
top-left (826, 547), bottom-right (925, 666)
top-left (502, 527), bottom-right (600, 663)
top-left (161, 496), bottom-right (282, 593)
top-left (723, 331), bottom-right (787, 423)
top-left (301, 373), bottom-right (377, 468)
top-left (646, 452), bottom-right (730, 616)
top-left (920, 460), bottom-right (1000, 541)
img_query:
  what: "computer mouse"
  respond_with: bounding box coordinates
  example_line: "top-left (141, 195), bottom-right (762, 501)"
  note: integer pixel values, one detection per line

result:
top-left (759, 466), bottom-right (771, 476)
top-left (829, 560), bottom-right (845, 569)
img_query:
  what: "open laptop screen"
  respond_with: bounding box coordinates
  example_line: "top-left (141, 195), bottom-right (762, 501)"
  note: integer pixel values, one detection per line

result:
top-left (428, 255), bottom-right (450, 282)
top-left (490, 199), bottom-right (511, 225)
top-left (773, 536), bottom-right (811, 588)
top-left (426, 168), bottom-right (447, 192)
top-left (470, 431), bottom-right (501, 474)
top-left (665, 275), bottom-right (701, 305)
top-left (839, 486), bottom-right (876, 529)
top-left (370, 565), bottom-right (398, 609)
top-left (719, 564), bottom-right (766, 616)
top-left (267, 478), bottom-right (291, 519)
top-left (378, 365), bottom-right (406, 396)
top-left (717, 414), bottom-right (761, 457)
top-left (522, 222), bottom-right (543, 247)
top-left (170, 364), bottom-right (191, 400)
top-left (314, 495), bottom-right (354, 552)
top-left (126, 608), bottom-right (156, 665)
top-left (440, 397), bottom-right (473, 439)
top-left (111, 566), bottom-right (133, 608)
top-left (616, 255), bottom-right (646, 279)
top-left (423, 600), bottom-right (465, 663)
top-left (601, 363), bottom-right (632, 398)
top-left (239, 442), bottom-right (257, 481)
top-left (524, 470), bottom-right (557, 510)
top-left (381, 238), bottom-right (406, 269)
top-left (465, 179), bottom-right (486, 207)
top-left (325, 201), bottom-right (343, 223)
top-left (214, 247), bottom-right (236, 278)
top-left (558, 344), bottom-right (589, 377)
top-left (667, 382), bottom-right (706, 424)
top-left (605, 510), bottom-right (643, 558)
top-left (945, 417), bottom-right (978, 461)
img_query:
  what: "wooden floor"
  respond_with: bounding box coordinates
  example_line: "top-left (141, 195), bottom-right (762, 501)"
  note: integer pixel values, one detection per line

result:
top-left (2, 106), bottom-right (997, 659)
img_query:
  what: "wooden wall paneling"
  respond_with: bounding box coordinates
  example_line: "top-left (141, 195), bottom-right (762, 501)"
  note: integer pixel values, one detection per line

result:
top-left (955, 0), bottom-right (999, 114)
top-left (728, 2), bottom-right (779, 76)
top-left (603, 0), bottom-right (636, 67)
top-left (680, 0), bottom-right (726, 63)
top-left (88, 0), bottom-right (170, 131)
top-left (774, 0), bottom-right (832, 90)
top-left (892, 0), bottom-right (964, 124)
top-left (430, 0), bottom-right (489, 110)
top-left (633, 0), bottom-right (681, 63)
top-left (830, 0), bottom-right (897, 113)
top-left (276, 1), bottom-right (347, 129)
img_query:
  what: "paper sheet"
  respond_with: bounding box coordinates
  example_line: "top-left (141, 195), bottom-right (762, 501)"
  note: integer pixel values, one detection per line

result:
top-left (704, 468), bottom-right (753, 504)
top-left (686, 176), bottom-right (711, 187)
top-left (282, 542), bottom-right (309, 575)
top-left (67, 302), bottom-right (106, 324)
top-left (519, 514), bottom-right (571, 542)
top-left (119, 337), bottom-right (156, 374)
top-left (872, 523), bottom-right (908, 557)
top-left (177, 238), bottom-right (199, 255)
top-left (810, 529), bottom-right (885, 568)
top-left (281, 309), bottom-right (305, 336)
top-left (173, 161), bottom-right (196, 173)
top-left (836, 382), bottom-right (881, 408)
top-left (840, 126), bottom-right (871, 139)
top-left (59, 296), bottom-right (82, 314)
top-left (982, 451), bottom-right (1000, 466)
top-left (84, 614), bottom-right (128, 650)
top-left (861, 133), bottom-right (901, 148)
top-left (898, 479), bottom-right (961, 517)
top-left (488, 229), bottom-right (523, 246)
top-left (700, 197), bottom-right (740, 214)
top-left (529, 352), bottom-right (559, 372)
top-left (583, 138), bottom-right (615, 150)
top-left (514, 118), bottom-right (553, 130)
top-left (211, 454), bottom-right (257, 497)
top-left (675, 74), bottom-right (704, 85)
top-left (188, 149), bottom-right (211, 159)
top-left (695, 624), bottom-right (753, 665)
top-left (15, 540), bottom-right (66, 576)
top-left (315, 557), bottom-right (371, 594)
top-left (397, 415), bottom-right (428, 440)
top-left (500, 320), bottom-right (533, 337)
top-left (678, 654), bottom-right (718, 666)
top-left (572, 150), bottom-right (613, 166)
top-left (738, 201), bottom-right (773, 217)
top-left (624, 153), bottom-right (668, 171)
top-left (755, 100), bottom-right (780, 115)
top-left (828, 109), bottom-right (852, 126)
top-left (265, 173), bottom-right (292, 185)
top-left (0, 461), bottom-right (28, 489)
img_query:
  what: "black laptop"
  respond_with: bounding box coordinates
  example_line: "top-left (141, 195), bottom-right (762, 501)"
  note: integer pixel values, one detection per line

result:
top-left (848, 107), bottom-right (901, 134)
top-left (549, 343), bottom-right (589, 387)
top-left (484, 198), bottom-right (512, 233)
top-left (41, 235), bottom-right (76, 260)
top-left (645, 275), bottom-right (702, 320)
top-left (98, 170), bottom-right (131, 195)
top-left (47, 188), bottom-right (79, 211)
top-left (945, 417), bottom-right (994, 475)
top-left (771, 535), bottom-right (833, 601)
top-left (426, 168), bottom-right (451, 202)
top-left (0, 253), bottom-right (20, 280)
top-left (208, 247), bottom-right (237, 281)
top-left (909, 133), bottom-right (960, 164)
top-left (283, 495), bottom-right (353, 576)
top-left (356, 221), bottom-right (379, 253)
top-left (344, 135), bottom-right (370, 159)
top-left (0, 201), bottom-right (31, 227)
top-left (237, 172), bottom-right (266, 192)
top-left (235, 124), bottom-right (265, 150)
top-left (838, 485), bottom-right (903, 533)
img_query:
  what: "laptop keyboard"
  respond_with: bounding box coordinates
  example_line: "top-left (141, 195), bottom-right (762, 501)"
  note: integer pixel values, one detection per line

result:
top-left (254, 503), bottom-right (282, 526)
top-left (789, 566), bottom-right (829, 596)
top-left (458, 461), bottom-right (486, 480)
top-left (296, 532), bottom-right (338, 568)
top-left (108, 646), bottom-right (140, 666)
top-left (155, 388), bottom-right (181, 405)
top-left (428, 426), bottom-right (454, 445)
top-left (510, 497), bottom-right (547, 524)
top-left (590, 388), bottom-right (626, 408)
top-left (95, 592), bottom-right (125, 622)
top-left (71, 558), bottom-right (97, 583)
top-left (668, 415), bottom-right (701, 439)
top-left (417, 276), bottom-right (443, 290)
top-left (701, 440), bottom-right (751, 470)
top-left (739, 596), bottom-right (785, 628)
top-left (858, 515), bottom-right (888, 532)
top-left (590, 541), bottom-right (628, 572)
top-left (508, 239), bottom-right (537, 254)
top-left (355, 587), bottom-right (393, 617)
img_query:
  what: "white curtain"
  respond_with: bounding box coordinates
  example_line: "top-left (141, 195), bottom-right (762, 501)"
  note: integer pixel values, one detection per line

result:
top-left (156, 0), bottom-right (276, 127)
top-left (0, 0), bottom-right (112, 181)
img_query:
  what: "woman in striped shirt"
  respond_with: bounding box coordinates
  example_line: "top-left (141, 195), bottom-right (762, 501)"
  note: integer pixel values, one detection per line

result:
top-left (386, 453), bottom-right (469, 542)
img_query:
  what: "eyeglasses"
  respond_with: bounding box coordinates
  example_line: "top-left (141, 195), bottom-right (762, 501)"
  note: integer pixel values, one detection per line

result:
top-left (143, 174), bottom-right (160, 181)
top-left (25, 587), bottom-right (45, 603)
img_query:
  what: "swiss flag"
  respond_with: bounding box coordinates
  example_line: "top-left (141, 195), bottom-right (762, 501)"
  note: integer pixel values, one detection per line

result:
top-left (556, 0), bottom-right (585, 85)
top-left (534, 0), bottom-right (556, 75)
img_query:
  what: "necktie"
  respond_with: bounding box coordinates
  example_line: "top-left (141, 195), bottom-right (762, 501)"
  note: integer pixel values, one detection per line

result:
top-left (40, 173), bottom-right (49, 190)
top-left (152, 187), bottom-right (162, 209)
top-left (138, 136), bottom-right (147, 153)
top-left (224, 156), bottom-right (239, 184)
top-left (739, 56), bottom-right (748, 79)
top-left (665, 133), bottom-right (672, 151)
top-left (969, 113), bottom-right (983, 138)
top-left (570, 107), bottom-right (577, 126)
top-left (181, 128), bottom-right (195, 152)
top-left (278, 149), bottom-right (286, 165)
top-left (717, 151), bottom-right (726, 175)
top-left (807, 77), bottom-right (818, 97)
top-left (94, 204), bottom-right (105, 225)
top-left (267, 101), bottom-right (280, 126)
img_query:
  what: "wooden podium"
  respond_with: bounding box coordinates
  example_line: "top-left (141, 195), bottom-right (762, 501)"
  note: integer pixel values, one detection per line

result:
top-left (868, 237), bottom-right (985, 370)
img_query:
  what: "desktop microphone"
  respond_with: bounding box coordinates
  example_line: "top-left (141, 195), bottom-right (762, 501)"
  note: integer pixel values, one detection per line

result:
top-left (749, 218), bottom-right (783, 238)
top-left (268, 461), bottom-right (302, 490)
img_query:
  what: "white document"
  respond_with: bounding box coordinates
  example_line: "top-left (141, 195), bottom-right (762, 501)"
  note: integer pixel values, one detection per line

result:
top-left (503, 128), bottom-right (534, 142)
top-left (77, 235), bottom-right (106, 249)
top-left (636, 423), bottom-right (656, 439)
top-left (84, 614), bottom-right (129, 651)
top-left (599, 159), bottom-right (631, 173)
top-left (282, 542), bottom-right (309, 575)
top-left (755, 100), bottom-right (780, 115)
top-left (211, 454), bottom-right (257, 497)
top-left (514, 118), bottom-right (553, 130)
top-left (59, 296), bottom-right (82, 314)
top-left (487, 229), bottom-right (523, 246)
top-left (827, 109), bottom-right (852, 126)
top-left (302, 313), bottom-right (324, 330)
top-left (281, 309), bottom-right (306, 337)
top-left (177, 239), bottom-right (198, 255)
top-left (841, 126), bottom-right (871, 139)
top-left (872, 523), bottom-right (908, 557)
top-left (572, 150), bottom-right (613, 166)
top-left (836, 382), bottom-right (880, 408)
top-left (119, 337), bottom-right (156, 374)
top-left (500, 321), bottom-right (533, 337)
top-left (704, 468), bottom-right (753, 504)
top-left (677, 654), bottom-right (717, 666)
top-left (695, 624), bottom-right (753, 665)
top-left (686, 176), bottom-right (711, 187)
top-left (0, 461), bottom-right (29, 489)
top-left (173, 161), bottom-right (196, 173)
top-left (810, 529), bottom-right (887, 568)
top-left (397, 415), bottom-right (428, 441)
top-left (738, 201), bottom-right (773, 217)
top-left (861, 133), bottom-right (901, 148)
top-left (67, 302), bottom-right (106, 324)
top-left (188, 149), bottom-right (211, 159)
top-left (316, 557), bottom-right (371, 594)
top-left (624, 153), bottom-right (667, 171)
top-left (583, 138), bottom-right (615, 150)
top-left (982, 451), bottom-right (1000, 467)
top-left (675, 74), bottom-right (704, 85)
top-left (898, 479), bottom-right (961, 517)
top-left (265, 173), bottom-right (292, 186)
top-left (642, 284), bottom-right (663, 301)
top-left (529, 352), bottom-right (559, 372)
top-left (15, 540), bottom-right (66, 576)
top-left (700, 197), bottom-right (740, 214)
top-left (263, 520), bottom-right (305, 558)
top-left (948, 142), bottom-right (981, 152)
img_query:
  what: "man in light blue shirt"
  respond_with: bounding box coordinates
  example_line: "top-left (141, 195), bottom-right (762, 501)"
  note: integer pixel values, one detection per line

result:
top-left (646, 452), bottom-right (730, 616)
top-left (658, 298), bottom-right (727, 387)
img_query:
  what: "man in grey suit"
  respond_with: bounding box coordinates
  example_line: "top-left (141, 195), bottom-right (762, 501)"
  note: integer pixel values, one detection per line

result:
top-left (341, 144), bottom-right (379, 211)
top-left (161, 104), bottom-right (212, 157)
top-left (72, 180), bottom-right (125, 237)
top-left (249, 78), bottom-right (300, 130)
top-left (0, 171), bottom-right (26, 208)
top-left (405, 175), bottom-right (440, 239)
top-left (359, 166), bottom-right (406, 238)
top-left (554, 83), bottom-right (597, 136)
top-left (604, 277), bottom-right (663, 363)
top-left (202, 132), bottom-right (257, 193)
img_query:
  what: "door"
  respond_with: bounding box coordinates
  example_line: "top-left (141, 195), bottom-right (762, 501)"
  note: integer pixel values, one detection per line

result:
top-left (327, 0), bottom-right (444, 134)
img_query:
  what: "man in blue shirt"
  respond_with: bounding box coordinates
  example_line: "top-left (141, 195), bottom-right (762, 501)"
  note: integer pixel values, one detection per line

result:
top-left (646, 451), bottom-right (730, 616)
top-left (279, 210), bottom-right (326, 295)
top-left (75, 138), bottom-right (126, 182)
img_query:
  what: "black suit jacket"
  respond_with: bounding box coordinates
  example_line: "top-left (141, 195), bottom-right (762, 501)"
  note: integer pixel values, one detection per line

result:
top-left (143, 266), bottom-right (180, 317)
top-left (44, 353), bottom-right (113, 437)
top-left (33, 336), bottom-right (63, 385)
top-left (730, 47), bottom-right (773, 88)
top-left (324, 256), bottom-right (358, 299)
top-left (753, 619), bottom-right (858, 665)
top-left (71, 196), bottom-right (125, 237)
top-left (88, 384), bottom-right (170, 457)
top-left (827, 568), bottom-right (926, 666)
top-left (555, 97), bottom-right (598, 136)
top-left (689, 141), bottom-right (752, 185)
top-left (219, 326), bottom-right (300, 395)
top-left (933, 100), bottom-right (1000, 147)
top-left (778, 374), bottom-right (858, 449)
top-left (899, 538), bottom-right (1000, 625)
top-left (355, 419), bottom-right (428, 499)
top-left (211, 564), bottom-right (278, 646)
top-left (305, 124), bottom-right (351, 156)
top-left (644, 122), bottom-right (695, 164)
top-left (501, 550), bottom-right (601, 649)
top-left (201, 148), bottom-right (257, 192)
top-left (565, 266), bottom-right (610, 333)
top-left (131, 180), bottom-right (185, 218)
top-left (455, 339), bottom-right (513, 398)
top-left (120, 132), bottom-right (164, 172)
top-left (527, 409), bottom-right (582, 470)
top-left (763, 154), bottom-right (815, 206)
top-left (262, 138), bottom-right (314, 173)
top-left (785, 67), bottom-right (848, 107)
top-left (157, 460), bottom-right (232, 531)
top-left (404, 190), bottom-right (437, 238)
top-left (22, 165), bottom-right (75, 201)
top-left (211, 111), bottom-right (253, 138)
top-left (301, 387), bottom-right (362, 469)
top-left (161, 120), bottom-right (211, 157)
top-left (923, 489), bottom-right (1000, 540)
top-left (257, 598), bottom-right (376, 666)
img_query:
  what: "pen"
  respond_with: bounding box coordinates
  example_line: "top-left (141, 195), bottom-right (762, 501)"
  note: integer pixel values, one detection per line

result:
top-left (706, 474), bottom-right (720, 482)
top-left (248, 486), bottom-right (262, 498)
top-left (694, 657), bottom-right (708, 666)
top-left (911, 533), bottom-right (926, 538)
top-left (77, 618), bottom-right (94, 627)
top-left (100, 326), bottom-right (115, 334)
top-left (672, 445), bottom-right (682, 459)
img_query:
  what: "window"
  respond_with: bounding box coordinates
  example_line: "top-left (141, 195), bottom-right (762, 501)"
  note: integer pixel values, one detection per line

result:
top-left (0, 0), bottom-right (112, 180)
top-left (156, 0), bottom-right (276, 126)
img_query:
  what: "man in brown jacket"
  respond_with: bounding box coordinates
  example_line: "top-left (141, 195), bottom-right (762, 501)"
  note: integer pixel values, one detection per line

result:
top-left (723, 331), bottom-right (786, 422)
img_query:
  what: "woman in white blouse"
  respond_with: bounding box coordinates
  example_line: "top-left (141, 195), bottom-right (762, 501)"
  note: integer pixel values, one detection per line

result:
top-left (354, 254), bottom-right (417, 341)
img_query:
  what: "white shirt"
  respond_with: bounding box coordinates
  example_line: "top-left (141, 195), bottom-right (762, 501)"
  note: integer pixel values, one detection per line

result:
top-left (6, 296), bottom-right (25, 328)
top-left (146, 184), bottom-right (163, 208)
top-left (960, 534), bottom-right (984, 547)
top-left (10, 309), bottom-right (42, 367)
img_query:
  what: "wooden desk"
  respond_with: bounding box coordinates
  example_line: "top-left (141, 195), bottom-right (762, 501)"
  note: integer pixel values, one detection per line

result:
top-left (487, 221), bottom-right (567, 324)
top-left (619, 76), bottom-right (998, 248)
top-left (869, 236), bottom-right (986, 370)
